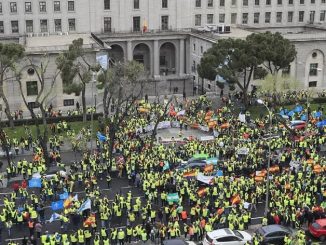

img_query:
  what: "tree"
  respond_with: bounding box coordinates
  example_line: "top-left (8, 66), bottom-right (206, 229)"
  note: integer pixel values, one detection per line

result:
top-left (247, 32), bottom-right (296, 100)
top-left (0, 43), bottom-right (25, 128)
top-left (98, 61), bottom-right (145, 166)
top-left (198, 32), bottom-right (296, 106)
top-left (16, 54), bottom-right (60, 163)
top-left (198, 38), bottom-right (267, 106)
top-left (56, 38), bottom-right (100, 122)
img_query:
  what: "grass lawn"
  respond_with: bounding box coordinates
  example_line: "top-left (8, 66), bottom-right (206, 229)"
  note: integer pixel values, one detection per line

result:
top-left (4, 120), bottom-right (99, 139)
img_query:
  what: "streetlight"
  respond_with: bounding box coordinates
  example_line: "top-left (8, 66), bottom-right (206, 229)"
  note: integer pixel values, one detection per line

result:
top-left (90, 72), bottom-right (97, 151)
top-left (257, 99), bottom-right (272, 216)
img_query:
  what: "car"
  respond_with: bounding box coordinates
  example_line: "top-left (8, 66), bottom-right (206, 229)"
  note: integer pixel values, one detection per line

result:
top-left (162, 239), bottom-right (196, 245)
top-left (203, 228), bottom-right (252, 245)
top-left (309, 218), bottom-right (326, 241)
top-left (255, 225), bottom-right (295, 245)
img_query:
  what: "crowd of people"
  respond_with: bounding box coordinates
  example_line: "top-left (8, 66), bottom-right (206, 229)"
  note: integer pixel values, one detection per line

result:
top-left (0, 95), bottom-right (325, 245)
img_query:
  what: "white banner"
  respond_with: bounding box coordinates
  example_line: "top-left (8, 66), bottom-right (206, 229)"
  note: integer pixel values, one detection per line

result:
top-left (200, 136), bottom-right (215, 141)
top-left (213, 130), bottom-right (219, 138)
top-left (239, 113), bottom-right (246, 123)
top-left (237, 147), bottom-right (249, 155)
top-left (144, 124), bottom-right (154, 132)
top-left (196, 173), bottom-right (214, 185)
top-left (171, 121), bottom-right (180, 128)
top-left (199, 125), bottom-right (210, 132)
top-left (158, 121), bottom-right (171, 129)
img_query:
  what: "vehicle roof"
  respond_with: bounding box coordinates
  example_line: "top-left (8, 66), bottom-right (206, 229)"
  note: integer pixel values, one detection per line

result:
top-left (315, 218), bottom-right (326, 226)
top-left (208, 228), bottom-right (234, 239)
top-left (261, 225), bottom-right (289, 234)
top-left (162, 239), bottom-right (187, 245)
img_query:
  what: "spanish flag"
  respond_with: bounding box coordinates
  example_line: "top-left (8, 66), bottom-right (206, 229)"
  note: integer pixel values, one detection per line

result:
top-left (142, 19), bottom-right (148, 33)
top-left (183, 170), bottom-right (197, 178)
top-left (231, 195), bottom-right (241, 205)
top-left (204, 164), bottom-right (213, 173)
top-left (197, 187), bottom-right (207, 197)
top-left (83, 213), bottom-right (96, 227)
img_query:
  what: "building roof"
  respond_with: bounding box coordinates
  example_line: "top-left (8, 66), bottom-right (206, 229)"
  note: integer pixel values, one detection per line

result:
top-left (25, 33), bottom-right (95, 53)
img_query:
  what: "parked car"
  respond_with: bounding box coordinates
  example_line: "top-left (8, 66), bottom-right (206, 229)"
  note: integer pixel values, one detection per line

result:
top-left (309, 218), bottom-right (326, 241)
top-left (203, 228), bottom-right (252, 245)
top-left (255, 225), bottom-right (295, 245)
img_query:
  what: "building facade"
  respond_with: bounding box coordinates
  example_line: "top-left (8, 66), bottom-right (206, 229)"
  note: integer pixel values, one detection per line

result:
top-left (0, 0), bottom-right (326, 115)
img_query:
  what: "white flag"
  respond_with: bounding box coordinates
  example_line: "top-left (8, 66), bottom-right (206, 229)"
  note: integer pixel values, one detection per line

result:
top-left (78, 198), bottom-right (91, 213)
top-left (49, 213), bottom-right (61, 223)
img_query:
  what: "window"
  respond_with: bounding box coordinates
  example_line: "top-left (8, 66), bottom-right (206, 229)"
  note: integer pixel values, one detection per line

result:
top-left (310, 11), bottom-right (315, 23)
top-left (309, 81), bottom-right (317, 87)
top-left (195, 0), bottom-right (201, 7)
top-left (288, 11), bottom-right (293, 22)
top-left (11, 20), bottom-right (19, 33)
top-left (26, 20), bottom-right (33, 33)
top-left (195, 14), bottom-right (201, 26)
top-left (133, 16), bottom-right (140, 31)
top-left (134, 0), bottom-right (139, 9)
top-left (207, 0), bottom-right (213, 7)
top-left (193, 44), bottom-right (196, 51)
top-left (0, 3), bottom-right (2, 13)
top-left (0, 21), bottom-right (4, 33)
top-left (266, 0), bottom-right (271, 5)
top-left (68, 1), bottom-right (75, 11)
top-left (219, 14), bottom-right (225, 23)
top-left (207, 14), bottom-right (214, 24)
top-left (265, 12), bottom-right (271, 23)
top-left (309, 63), bottom-right (318, 76)
top-left (220, 0), bottom-right (225, 6)
top-left (161, 16), bottom-right (169, 30)
top-left (40, 19), bottom-right (48, 32)
top-left (162, 0), bottom-right (168, 8)
top-left (231, 13), bottom-right (237, 24)
top-left (26, 81), bottom-right (38, 96)
top-left (68, 18), bottom-right (76, 32)
top-left (320, 11), bottom-right (326, 21)
top-left (25, 2), bottom-right (32, 13)
top-left (242, 13), bottom-right (248, 24)
top-left (243, 0), bottom-right (248, 6)
top-left (10, 2), bottom-right (17, 13)
top-left (255, 0), bottom-right (259, 5)
top-left (311, 0), bottom-right (315, 3)
top-left (104, 17), bottom-right (111, 32)
top-left (254, 12), bottom-right (260, 23)
top-left (288, 0), bottom-right (293, 4)
top-left (54, 19), bottom-right (62, 32)
top-left (54, 1), bottom-right (60, 12)
top-left (300, 0), bottom-right (304, 4)
top-left (104, 0), bottom-right (110, 9)
top-left (276, 12), bottom-right (282, 23)
top-left (277, 0), bottom-right (282, 4)
top-left (299, 11), bottom-right (304, 22)
top-left (39, 1), bottom-right (46, 12)
top-left (322, 0), bottom-right (326, 3)
top-left (232, 0), bottom-right (237, 5)
top-left (28, 102), bottom-right (39, 109)
top-left (64, 99), bottom-right (74, 106)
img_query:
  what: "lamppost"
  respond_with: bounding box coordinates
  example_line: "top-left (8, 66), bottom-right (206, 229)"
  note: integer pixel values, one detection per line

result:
top-left (90, 72), bottom-right (97, 151)
top-left (257, 99), bottom-right (272, 216)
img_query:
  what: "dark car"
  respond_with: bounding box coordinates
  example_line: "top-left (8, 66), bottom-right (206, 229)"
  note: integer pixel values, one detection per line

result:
top-left (255, 225), bottom-right (295, 245)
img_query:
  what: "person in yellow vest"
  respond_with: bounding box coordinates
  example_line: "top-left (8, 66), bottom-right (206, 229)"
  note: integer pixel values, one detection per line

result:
top-left (70, 231), bottom-right (78, 245)
top-left (118, 228), bottom-right (125, 245)
top-left (77, 229), bottom-right (84, 244)
top-left (126, 225), bottom-right (133, 243)
top-left (84, 229), bottom-right (92, 245)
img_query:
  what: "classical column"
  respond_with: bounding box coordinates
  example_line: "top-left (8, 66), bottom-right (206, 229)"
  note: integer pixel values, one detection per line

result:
top-left (127, 41), bottom-right (133, 61)
top-left (153, 40), bottom-right (160, 76)
top-left (179, 39), bottom-right (185, 75)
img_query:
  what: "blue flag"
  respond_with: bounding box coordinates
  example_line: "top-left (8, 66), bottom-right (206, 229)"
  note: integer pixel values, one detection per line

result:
top-left (59, 192), bottom-right (69, 200)
top-left (301, 115), bottom-right (307, 121)
top-left (28, 178), bottom-right (42, 188)
top-left (313, 111), bottom-right (322, 118)
top-left (294, 105), bottom-right (303, 113)
top-left (163, 161), bottom-right (170, 171)
top-left (51, 200), bottom-right (64, 211)
top-left (216, 170), bottom-right (223, 177)
top-left (287, 111), bottom-right (295, 117)
top-left (317, 120), bottom-right (326, 128)
top-left (49, 213), bottom-right (61, 223)
top-left (97, 132), bottom-right (106, 142)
